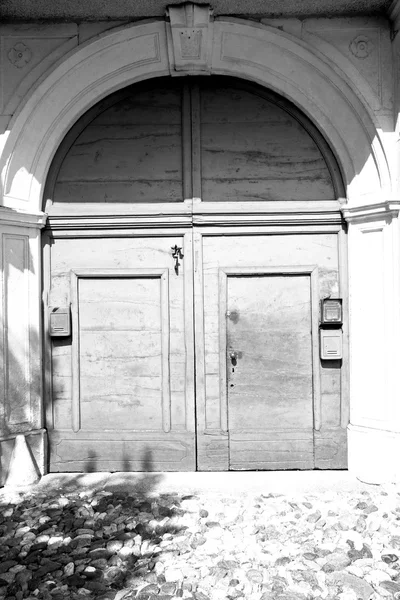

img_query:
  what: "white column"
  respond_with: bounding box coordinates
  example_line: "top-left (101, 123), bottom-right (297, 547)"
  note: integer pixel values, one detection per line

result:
top-left (0, 207), bottom-right (46, 485)
top-left (343, 202), bottom-right (400, 483)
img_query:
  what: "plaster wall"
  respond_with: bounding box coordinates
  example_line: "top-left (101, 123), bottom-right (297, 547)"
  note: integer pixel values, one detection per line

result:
top-left (0, 12), bottom-right (399, 482)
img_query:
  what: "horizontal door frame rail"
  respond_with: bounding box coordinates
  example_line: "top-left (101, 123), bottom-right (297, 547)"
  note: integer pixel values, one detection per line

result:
top-left (46, 200), bottom-right (195, 231)
top-left (46, 224), bottom-right (344, 240)
top-left (70, 268), bottom-right (171, 434)
top-left (191, 225), bottom-right (343, 236)
top-left (47, 203), bottom-right (342, 216)
top-left (218, 265), bottom-right (321, 434)
top-left (46, 200), bottom-right (343, 230)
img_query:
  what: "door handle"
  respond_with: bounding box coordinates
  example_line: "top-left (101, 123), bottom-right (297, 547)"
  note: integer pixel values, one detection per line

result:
top-left (229, 351), bottom-right (242, 368)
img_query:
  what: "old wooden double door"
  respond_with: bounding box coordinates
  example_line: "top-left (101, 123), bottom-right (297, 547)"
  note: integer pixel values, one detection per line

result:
top-left (45, 77), bottom-right (347, 471)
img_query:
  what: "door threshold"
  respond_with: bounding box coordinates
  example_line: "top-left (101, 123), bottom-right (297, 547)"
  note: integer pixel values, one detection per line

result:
top-left (2, 469), bottom-right (381, 500)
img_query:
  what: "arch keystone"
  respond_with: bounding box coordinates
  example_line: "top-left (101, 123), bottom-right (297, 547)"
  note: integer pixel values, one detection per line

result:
top-left (166, 3), bottom-right (214, 74)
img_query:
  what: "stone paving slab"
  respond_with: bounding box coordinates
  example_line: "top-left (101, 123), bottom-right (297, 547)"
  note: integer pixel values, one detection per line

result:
top-left (1, 472), bottom-right (400, 600)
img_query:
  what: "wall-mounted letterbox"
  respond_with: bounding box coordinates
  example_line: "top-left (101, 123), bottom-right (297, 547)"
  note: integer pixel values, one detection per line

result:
top-left (321, 298), bottom-right (342, 326)
top-left (49, 307), bottom-right (71, 337)
top-left (320, 329), bottom-right (342, 360)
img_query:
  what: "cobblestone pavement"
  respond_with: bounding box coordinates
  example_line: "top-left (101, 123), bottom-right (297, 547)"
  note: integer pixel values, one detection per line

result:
top-left (1, 477), bottom-right (400, 600)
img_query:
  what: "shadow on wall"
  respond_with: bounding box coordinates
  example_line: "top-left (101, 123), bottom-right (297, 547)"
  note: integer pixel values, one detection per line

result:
top-left (0, 449), bottom-right (188, 598)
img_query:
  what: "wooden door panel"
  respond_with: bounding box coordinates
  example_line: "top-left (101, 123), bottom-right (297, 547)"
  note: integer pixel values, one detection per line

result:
top-left (197, 233), bottom-right (346, 471)
top-left (227, 274), bottom-right (314, 470)
top-left (78, 277), bottom-right (164, 431)
top-left (48, 235), bottom-right (195, 472)
top-left (54, 83), bottom-right (184, 205)
top-left (199, 85), bottom-right (336, 202)
top-left (314, 428), bottom-right (348, 469)
top-left (227, 276), bottom-right (313, 430)
top-left (229, 431), bottom-right (314, 471)
top-left (51, 436), bottom-right (191, 472)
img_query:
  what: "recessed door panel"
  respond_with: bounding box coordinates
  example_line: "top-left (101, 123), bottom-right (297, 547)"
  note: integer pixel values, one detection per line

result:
top-left (78, 277), bottom-right (164, 431)
top-left (227, 274), bottom-right (314, 470)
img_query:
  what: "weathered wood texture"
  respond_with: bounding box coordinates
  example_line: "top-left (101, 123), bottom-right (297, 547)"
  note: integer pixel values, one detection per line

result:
top-left (198, 234), bottom-right (345, 470)
top-left (54, 83), bottom-right (184, 204)
top-left (49, 432), bottom-right (194, 472)
top-left (227, 275), bottom-right (313, 470)
top-left (199, 84), bottom-right (335, 202)
top-left (48, 236), bottom-right (195, 472)
top-left (50, 78), bottom-right (336, 210)
top-left (78, 277), bottom-right (164, 430)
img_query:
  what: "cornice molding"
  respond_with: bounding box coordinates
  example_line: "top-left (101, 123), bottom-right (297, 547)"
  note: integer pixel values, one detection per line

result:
top-left (46, 205), bottom-right (343, 231)
top-left (0, 207), bottom-right (47, 228)
top-left (341, 200), bottom-right (400, 223)
top-left (47, 215), bottom-right (191, 230)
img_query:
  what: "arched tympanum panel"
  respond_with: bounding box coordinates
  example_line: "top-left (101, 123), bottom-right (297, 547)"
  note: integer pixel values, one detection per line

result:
top-left (46, 76), bottom-right (342, 212)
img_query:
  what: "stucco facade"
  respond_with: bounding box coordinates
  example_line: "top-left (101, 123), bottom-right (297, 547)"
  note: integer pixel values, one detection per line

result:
top-left (1, 1), bottom-right (400, 483)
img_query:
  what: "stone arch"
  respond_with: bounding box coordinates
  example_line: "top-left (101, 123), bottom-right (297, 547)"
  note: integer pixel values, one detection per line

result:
top-left (0, 15), bottom-right (391, 213)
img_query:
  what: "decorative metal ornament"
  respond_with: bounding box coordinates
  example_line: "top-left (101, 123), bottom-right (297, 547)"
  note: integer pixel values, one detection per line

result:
top-left (8, 42), bottom-right (32, 68)
top-left (171, 245), bottom-right (184, 275)
top-left (349, 35), bottom-right (374, 59)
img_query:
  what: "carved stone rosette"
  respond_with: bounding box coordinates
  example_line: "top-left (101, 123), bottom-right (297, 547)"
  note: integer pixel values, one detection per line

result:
top-left (166, 3), bottom-right (213, 74)
top-left (349, 35), bottom-right (374, 59)
top-left (7, 42), bottom-right (32, 68)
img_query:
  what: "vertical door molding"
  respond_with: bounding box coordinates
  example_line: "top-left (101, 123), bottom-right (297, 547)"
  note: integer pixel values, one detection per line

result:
top-left (338, 227), bottom-right (350, 429)
top-left (190, 84), bottom-right (202, 202)
top-left (193, 231), bottom-right (207, 433)
top-left (218, 268), bottom-right (228, 433)
top-left (183, 232), bottom-right (196, 432)
top-left (70, 270), bottom-right (81, 433)
top-left (160, 269), bottom-right (172, 433)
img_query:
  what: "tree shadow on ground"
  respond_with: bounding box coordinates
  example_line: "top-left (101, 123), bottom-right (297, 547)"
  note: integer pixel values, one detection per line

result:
top-left (0, 449), bottom-right (193, 600)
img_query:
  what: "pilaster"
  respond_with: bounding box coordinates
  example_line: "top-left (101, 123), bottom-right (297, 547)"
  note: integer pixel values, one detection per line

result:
top-left (0, 207), bottom-right (47, 485)
top-left (342, 201), bottom-right (400, 482)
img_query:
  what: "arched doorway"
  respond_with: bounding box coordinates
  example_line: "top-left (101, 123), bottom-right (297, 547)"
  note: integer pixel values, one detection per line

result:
top-left (43, 75), bottom-right (346, 472)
